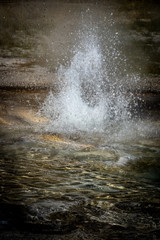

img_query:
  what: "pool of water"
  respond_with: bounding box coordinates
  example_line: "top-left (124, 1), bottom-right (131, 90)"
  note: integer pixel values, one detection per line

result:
top-left (0, 90), bottom-right (160, 239)
top-left (0, 0), bottom-right (160, 238)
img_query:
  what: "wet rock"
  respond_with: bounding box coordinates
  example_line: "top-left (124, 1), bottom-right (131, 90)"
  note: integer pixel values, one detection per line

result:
top-left (110, 201), bottom-right (160, 235)
top-left (28, 200), bottom-right (75, 221)
top-left (115, 201), bottom-right (160, 216)
top-left (25, 200), bottom-right (86, 234)
top-left (0, 200), bottom-right (160, 240)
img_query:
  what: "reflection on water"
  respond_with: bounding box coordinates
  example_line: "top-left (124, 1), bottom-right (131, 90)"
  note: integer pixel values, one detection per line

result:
top-left (1, 125), bottom-right (160, 202)
top-left (1, 134), bottom-right (160, 205)
top-left (0, 0), bottom-right (160, 239)
top-left (0, 91), bottom-right (160, 239)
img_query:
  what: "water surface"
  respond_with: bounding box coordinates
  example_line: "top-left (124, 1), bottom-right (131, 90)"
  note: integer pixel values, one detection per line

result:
top-left (0, 90), bottom-right (160, 240)
top-left (0, 0), bottom-right (160, 239)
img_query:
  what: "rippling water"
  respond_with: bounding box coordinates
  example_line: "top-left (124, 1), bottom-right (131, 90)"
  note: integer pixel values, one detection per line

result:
top-left (0, 0), bottom-right (160, 239)
top-left (0, 91), bottom-right (159, 239)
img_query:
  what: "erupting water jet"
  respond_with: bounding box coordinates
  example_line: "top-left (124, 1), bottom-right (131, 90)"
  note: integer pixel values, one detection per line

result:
top-left (40, 18), bottom-right (139, 138)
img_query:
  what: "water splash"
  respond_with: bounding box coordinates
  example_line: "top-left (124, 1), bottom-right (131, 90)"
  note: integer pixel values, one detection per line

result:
top-left (40, 24), bottom-right (139, 137)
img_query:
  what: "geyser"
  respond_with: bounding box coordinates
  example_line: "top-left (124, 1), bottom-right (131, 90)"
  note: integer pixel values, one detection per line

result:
top-left (39, 14), bottom-right (139, 136)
